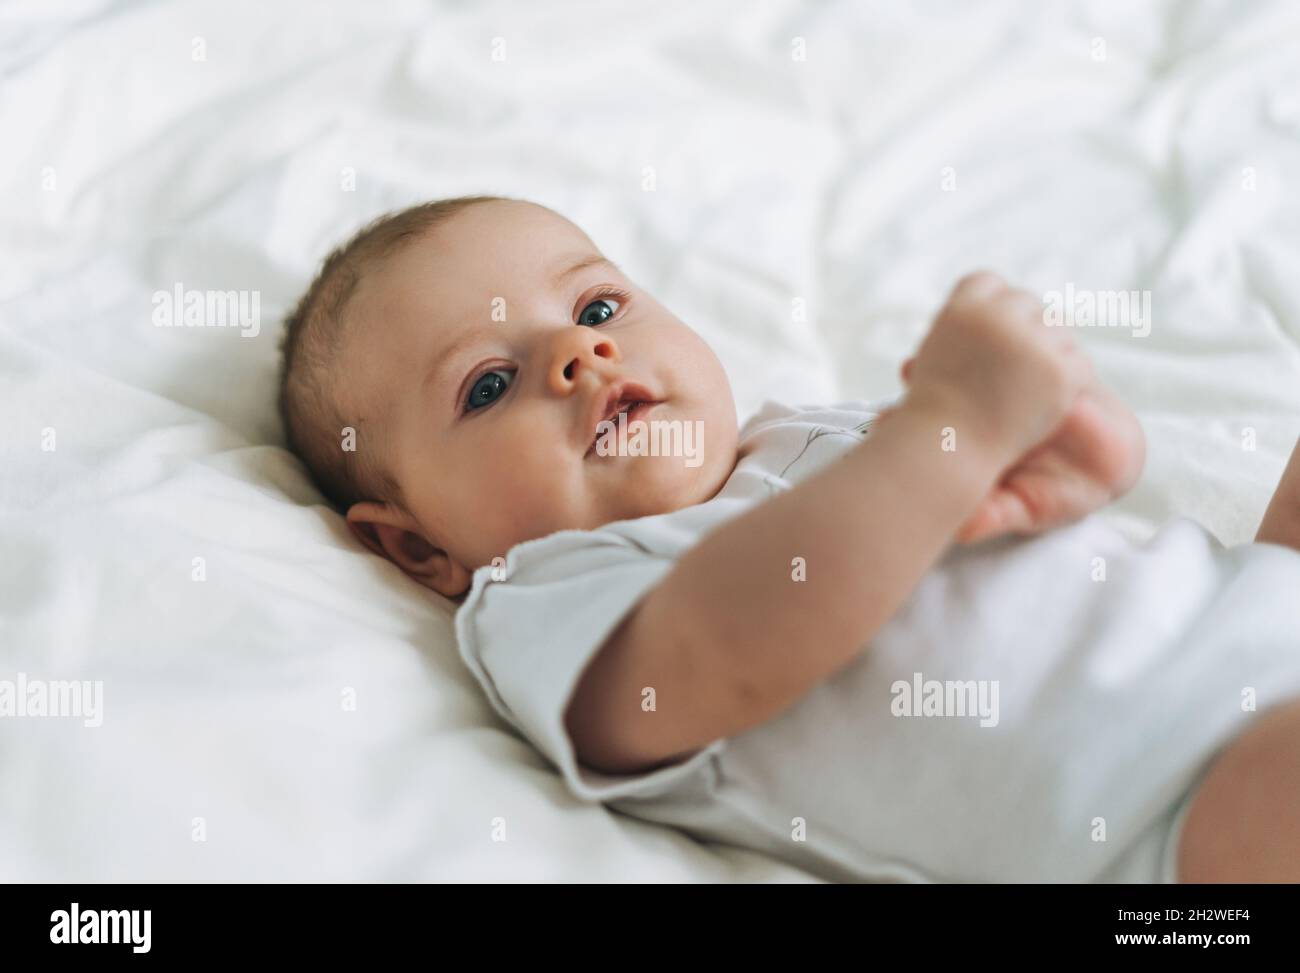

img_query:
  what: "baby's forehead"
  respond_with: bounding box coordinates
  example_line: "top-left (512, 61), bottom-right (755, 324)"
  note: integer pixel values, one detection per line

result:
top-left (365, 206), bottom-right (604, 315)
top-left (340, 201), bottom-right (604, 383)
top-left (429, 198), bottom-right (593, 261)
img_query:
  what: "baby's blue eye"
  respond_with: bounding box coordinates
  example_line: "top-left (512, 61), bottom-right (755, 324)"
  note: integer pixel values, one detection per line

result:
top-left (466, 369), bottom-right (514, 411)
top-left (577, 298), bottom-right (620, 327)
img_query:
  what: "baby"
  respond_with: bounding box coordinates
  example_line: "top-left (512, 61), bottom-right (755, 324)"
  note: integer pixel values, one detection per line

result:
top-left (279, 194), bottom-right (1300, 883)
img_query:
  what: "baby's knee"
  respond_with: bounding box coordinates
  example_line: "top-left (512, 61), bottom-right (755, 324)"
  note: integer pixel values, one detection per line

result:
top-left (1177, 699), bottom-right (1300, 882)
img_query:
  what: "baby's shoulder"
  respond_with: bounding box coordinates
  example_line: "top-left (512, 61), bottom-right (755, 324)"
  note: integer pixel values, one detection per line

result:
top-left (729, 396), bottom-right (895, 499)
top-left (738, 397), bottom-right (888, 440)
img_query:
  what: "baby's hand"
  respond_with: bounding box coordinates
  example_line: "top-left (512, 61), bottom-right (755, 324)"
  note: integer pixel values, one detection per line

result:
top-left (901, 335), bottom-right (1146, 544)
top-left (902, 272), bottom-right (1093, 466)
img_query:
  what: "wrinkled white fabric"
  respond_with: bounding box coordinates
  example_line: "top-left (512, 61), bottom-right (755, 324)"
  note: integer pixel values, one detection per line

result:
top-left (4, 0), bottom-right (1300, 880)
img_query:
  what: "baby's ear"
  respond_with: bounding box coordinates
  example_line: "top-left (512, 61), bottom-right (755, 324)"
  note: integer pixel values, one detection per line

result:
top-left (345, 501), bottom-right (472, 598)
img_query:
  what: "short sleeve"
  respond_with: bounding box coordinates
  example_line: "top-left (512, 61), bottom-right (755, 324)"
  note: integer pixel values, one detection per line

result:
top-left (454, 528), bottom-right (726, 804)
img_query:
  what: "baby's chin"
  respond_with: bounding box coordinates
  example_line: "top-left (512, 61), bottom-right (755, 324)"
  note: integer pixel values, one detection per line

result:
top-left (593, 449), bottom-right (735, 522)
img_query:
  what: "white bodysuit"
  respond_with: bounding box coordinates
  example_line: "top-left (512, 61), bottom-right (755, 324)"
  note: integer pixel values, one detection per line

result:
top-left (455, 399), bottom-right (1300, 882)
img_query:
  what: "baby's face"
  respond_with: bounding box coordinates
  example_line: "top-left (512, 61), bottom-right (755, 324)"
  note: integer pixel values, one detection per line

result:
top-left (342, 199), bottom-right (738, 592)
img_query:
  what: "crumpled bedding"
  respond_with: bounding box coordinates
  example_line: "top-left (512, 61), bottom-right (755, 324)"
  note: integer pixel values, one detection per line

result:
top-left (2, 0), bottom-right (1298, 880)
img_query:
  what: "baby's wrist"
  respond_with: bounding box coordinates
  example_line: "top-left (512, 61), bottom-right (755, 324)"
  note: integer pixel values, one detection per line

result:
top-left (896, 385), bottom-right (1018, 480)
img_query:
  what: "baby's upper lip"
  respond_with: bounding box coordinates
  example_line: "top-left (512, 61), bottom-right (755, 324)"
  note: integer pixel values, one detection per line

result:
top-left (583, 380), bottom-right (661, 455)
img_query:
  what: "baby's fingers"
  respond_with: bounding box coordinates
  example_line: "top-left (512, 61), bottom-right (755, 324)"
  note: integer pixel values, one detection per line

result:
top-left (948, 270), bottom-right (1009, 307)
top-left (1059, 342), bottom-right (1095, 399)
top-left (955, 487), bottom-right (1036, 544)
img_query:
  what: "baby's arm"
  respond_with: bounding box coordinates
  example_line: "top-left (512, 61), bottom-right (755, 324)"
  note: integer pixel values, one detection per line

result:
top-left (567, 273), bottom-right (1093, 774)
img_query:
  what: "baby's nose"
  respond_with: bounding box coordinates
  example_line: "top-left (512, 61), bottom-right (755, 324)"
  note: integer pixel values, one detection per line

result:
top-left (548, 328), bottom-right (619, 392)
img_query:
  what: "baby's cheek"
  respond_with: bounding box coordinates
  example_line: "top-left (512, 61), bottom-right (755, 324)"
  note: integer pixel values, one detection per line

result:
top-left (475, 428), bottom-right (590, 541)
top-left (510, 471), bottom-right (574, 531)
top-left (479, 456), bottom-right (566, 537)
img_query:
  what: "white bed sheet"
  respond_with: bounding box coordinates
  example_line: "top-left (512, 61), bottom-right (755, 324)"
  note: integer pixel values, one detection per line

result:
top-left (2, 0), bottom-right (1299, 881)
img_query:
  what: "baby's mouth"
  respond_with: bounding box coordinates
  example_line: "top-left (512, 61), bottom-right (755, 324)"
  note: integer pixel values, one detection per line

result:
top-left (585, 399), bottom-right (661, 457)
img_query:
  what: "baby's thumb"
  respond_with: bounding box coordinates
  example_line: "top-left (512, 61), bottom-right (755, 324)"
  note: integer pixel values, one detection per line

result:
top-left (956, 489), bottom-right (1033, 544)
top-left (1061, 342), bottom-right (1094, 397)
top-left (900, 357), bottom-right (915, 384)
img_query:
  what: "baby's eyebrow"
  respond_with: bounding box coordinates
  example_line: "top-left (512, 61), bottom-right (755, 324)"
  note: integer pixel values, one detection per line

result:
top-left (552, 254), bottom-right (616, 288)
top-left (426, 326), bottom-right (486, 414)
